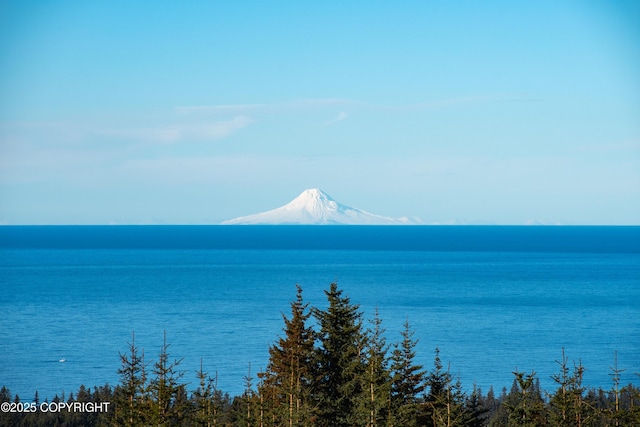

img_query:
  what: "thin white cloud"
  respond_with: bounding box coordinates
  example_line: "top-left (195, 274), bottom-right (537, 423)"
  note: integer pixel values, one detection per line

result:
top-left (117, 154), bottom-right (298, 186)
top-left (0, 114), bottom-right (254, 186)
top-left (175, 98), bottom-right (358, 116)
top-left (1, 114), bottom-right (253, 148)
top-left (324, 111), bottom-right (348, 126)
top-left (174, 95), bottom-right (516, 125)
top-left (175, 104), bottom-right (268, 115)
top-left (99, 115), bottom-right (253, 144)
top-left (366, 94), bottom-right (519, 112)
top-left (0, 121), bottom-right (92, 146)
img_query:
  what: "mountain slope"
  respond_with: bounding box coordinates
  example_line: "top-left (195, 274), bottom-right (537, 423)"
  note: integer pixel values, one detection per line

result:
top-left (221, 189), bottom-right (417, 225)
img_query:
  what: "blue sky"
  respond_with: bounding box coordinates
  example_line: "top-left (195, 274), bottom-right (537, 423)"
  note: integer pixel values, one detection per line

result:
top-left (1, 1), bottom-right (639, 224)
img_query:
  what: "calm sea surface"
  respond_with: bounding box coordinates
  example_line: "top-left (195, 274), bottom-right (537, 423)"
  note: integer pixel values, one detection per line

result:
top-left (1, 226), bottom-right (639, 401)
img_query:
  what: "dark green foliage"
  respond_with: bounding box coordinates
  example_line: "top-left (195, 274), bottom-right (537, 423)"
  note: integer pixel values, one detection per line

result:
top-left (193, 360), bottom-right (228, 426)
top-left (312, 282), bottom-right (367, 427)
top-left (148, 331), bottom-right (187, 426)
top-left (426, 347), bottom-right (468, 427)
top-left (595, 354), bottom-right (640, 427)
top-left (388, 319), bottom-right (426, 427)
top-left (549, 348), bottom-right (594, 427)
top-left (483, 386), bottom-right (501, 424)
top-left (622, 379), bottom-right (640, 425)
top-left (0, 386), bottom-right (19, 426)
top-left (466, 385), bottom-right (490, 427)
top-left (233, 363), bottom-right (257, 426)
top-left (263, 284), bottom-right (316, 426)
top-left (3, 283), bottom-right (638, 427)
top-left (114, 332), bottom-right (148, 426)
top-left (504, 370), bottom-right (547, 426)
top-left (357, 308), bottom-right (392, 427)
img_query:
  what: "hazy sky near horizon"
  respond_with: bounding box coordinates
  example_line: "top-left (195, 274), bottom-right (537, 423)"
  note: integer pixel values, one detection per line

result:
top-left (1, 1), bottom-right (639, 225)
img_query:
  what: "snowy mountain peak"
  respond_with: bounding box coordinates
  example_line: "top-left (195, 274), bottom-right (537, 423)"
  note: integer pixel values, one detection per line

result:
top-left (295, 188), bottom-right (334, 203)
top-left (221, 189), bottom-right (419, 225)
top-left (287, 188), bottom-right (337, 213)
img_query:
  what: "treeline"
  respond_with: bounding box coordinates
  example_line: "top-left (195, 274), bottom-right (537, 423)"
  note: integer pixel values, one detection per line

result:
top-left (2, 283), bottom-right (639, 426)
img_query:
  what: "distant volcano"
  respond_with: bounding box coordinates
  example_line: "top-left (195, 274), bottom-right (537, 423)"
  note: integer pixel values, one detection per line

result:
top-left (221, 188), bottom-right (418, 225)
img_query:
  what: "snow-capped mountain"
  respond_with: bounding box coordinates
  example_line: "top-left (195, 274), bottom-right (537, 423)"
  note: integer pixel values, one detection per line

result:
top-left (221, 188), bottom-right (418, 225)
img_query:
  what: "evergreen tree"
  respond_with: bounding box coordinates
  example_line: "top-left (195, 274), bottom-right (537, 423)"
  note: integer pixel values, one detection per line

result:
top-left (357, 307), bottom-right (391, 427)
top-left (93, 384), bottom-right (116, 426)
top-left (466, 384), bottom-right (489, 427)
top-left (66, 385), bottom-right (99, 426)
top-left (312, 282), bottom-right (366, 427)
top-left (603, 352), bottom-right (640, 427)
top-left (388, 319), bottom-right (426, 427)
top-left (622, 380), bottom-right (640, 426)
top-left (426, 348), bottom-right (467, 427)
top-left (6, 284), bottom-right (640, 427)
top-left (234, 363), bottom-right (259, 427)
top-left (549, 348), bottom-right (593, 427)
top-left (0, 386), bottom-right (16, 427)
top-left (0, 386), bottom-right (10, 404)
top-left (256, 369), bottom-right (278, 427)
top-left (484, 386), bottom-right (501, 424)
top-left (194, 360), bottom-right (218, 427)
top-left (115, 332), bottom-right (149, 427)
top-left (549, 349), bottom-right (572, 426)
top-left (505, 370), bottom-right (546, 427)
top-left (265, 284), bottom-right (316, 427)
top-left (488, 386), bottom-right (510, 427)
top-left (173, 384), bottom-right (192, 425)
top-left (148, 331), bottom-right (186, 426)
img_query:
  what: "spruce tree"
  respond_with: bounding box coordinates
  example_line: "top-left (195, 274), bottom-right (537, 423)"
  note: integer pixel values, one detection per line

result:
top-left (148, 331), bottom-right (186, 426)
top-left (388, 319), bottom-right (426, 427)
top-left (357, 308), bottom-right (391, 427)
top-left (488, 386), bottom-right (510, 426)
top-left (483, 386), bottom-right (500, 423)
top-left (0, 387), bottom-right (17, 427)
top-left (550, 348), bottom-right (572, 426)
top-left (624, 379), bottom-right (640, 426)
top-left (234, 362), bottom-right (259, 427)
top-left (506, 370), bottom-right (546, 427)
top-left (549, 348), bottom-right (592, 426)
top-left (265, 284), bottom-right (315, 427)
top-left (115, 332), bottom-right (148, 427)
top-left (256, 369), bottom-right (278, 427)
top-left (466, 384), bottom-right (489, 427)
top-left (606, 351), bottom-right (638, 426)
top-left (312, 282), bottom-right (366, 427)
top-left (426, 348), bottom-right (467, 427)
top-left (624, 381), bottom-right (640, 426)
top-left (194, 359), bottom-right (218, 427)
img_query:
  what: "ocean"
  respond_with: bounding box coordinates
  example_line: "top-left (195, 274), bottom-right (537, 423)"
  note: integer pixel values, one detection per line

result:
top-left (1, 225), bottom-right (639, 401)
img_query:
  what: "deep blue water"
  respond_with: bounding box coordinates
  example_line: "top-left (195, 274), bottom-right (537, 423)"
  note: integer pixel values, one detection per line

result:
top-left (1, 226), bottom-right (639, 401)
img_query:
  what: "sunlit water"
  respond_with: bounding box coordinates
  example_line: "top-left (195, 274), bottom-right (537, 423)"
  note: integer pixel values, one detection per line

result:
top-left (1, 226), bottom-right (638, 401)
